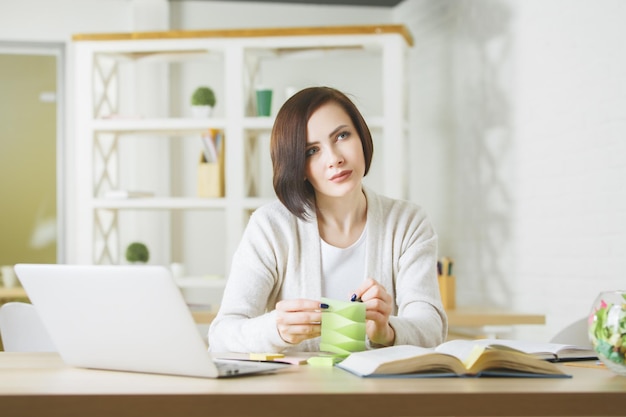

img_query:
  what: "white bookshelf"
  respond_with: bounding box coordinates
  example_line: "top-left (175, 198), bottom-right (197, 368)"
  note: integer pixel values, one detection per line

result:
top-left (72, 25), bottom-right (412, 276)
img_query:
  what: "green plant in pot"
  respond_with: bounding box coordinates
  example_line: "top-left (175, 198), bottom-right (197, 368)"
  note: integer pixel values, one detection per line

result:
top-left (191, 86), bottom-right (216, 118)
top-left (125, 242), bottom-right (150, 264)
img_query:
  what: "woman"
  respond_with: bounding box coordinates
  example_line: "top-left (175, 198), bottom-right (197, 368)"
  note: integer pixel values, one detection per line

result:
top-left (208, 87), bottom-right (447, 353)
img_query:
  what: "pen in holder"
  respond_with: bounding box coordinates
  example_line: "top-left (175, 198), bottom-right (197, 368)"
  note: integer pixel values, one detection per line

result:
top-left (437, 257), bottom-right (456, 310)
top-left (438, 275), bottom-right (456, 310)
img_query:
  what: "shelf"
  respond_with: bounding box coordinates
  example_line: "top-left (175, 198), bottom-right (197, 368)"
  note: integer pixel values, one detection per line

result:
top-left (91, 118), bottom-right (227, 134)
top-left (90, 117), bottom-right (292, 134)
top-left (92, 197), bottom-right (276, 211)
top-left (72, 24), bottom-right (414, 46)
top-left (92, 198), bottom-right (228, 210)
top-left (97, 49), bottom-right (218, 63)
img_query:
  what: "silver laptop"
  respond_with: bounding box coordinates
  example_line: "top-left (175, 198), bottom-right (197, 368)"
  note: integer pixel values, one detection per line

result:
top-left (14, 263), bottom-right (288, 378)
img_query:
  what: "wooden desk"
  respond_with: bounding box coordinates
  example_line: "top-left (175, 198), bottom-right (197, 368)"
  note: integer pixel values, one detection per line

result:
top-left (0, 352), bottom-right (624, 417)
top-left (446, 306), bottom-right (546, 326)
top-left (0, 286), bottom-right (27, 300)
top-left (191, 309), bottom-right (217, 324)
top-left (446, 306), bottom-right (545, 339)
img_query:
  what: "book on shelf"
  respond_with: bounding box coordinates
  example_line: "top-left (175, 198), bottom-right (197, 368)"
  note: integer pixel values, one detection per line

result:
top-left (336, 341), bottom-right (574, 378)
top-left (200, 129), bottom-right (223, 163)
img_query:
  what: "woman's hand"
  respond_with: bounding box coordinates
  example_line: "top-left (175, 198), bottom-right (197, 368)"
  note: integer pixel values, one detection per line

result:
top-left (275, 299), bottom-right (327, 345)
top-left (352, 278), bottom-right (395, 346)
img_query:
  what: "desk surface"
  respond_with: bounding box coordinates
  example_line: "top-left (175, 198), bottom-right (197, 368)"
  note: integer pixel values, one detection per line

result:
top-left (0, 353), bottom-right (624, 417)
top-left (446, 306), bottom-right (546, 326)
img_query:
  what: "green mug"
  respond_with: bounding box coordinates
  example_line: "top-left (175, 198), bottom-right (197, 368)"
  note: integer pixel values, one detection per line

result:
top-left (320, 297), bottom-right (366, 357)
top-left (255, 88), bottom-right (273, 117)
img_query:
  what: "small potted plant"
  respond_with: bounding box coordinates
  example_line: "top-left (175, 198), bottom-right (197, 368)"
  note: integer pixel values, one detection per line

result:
top-left (191, 86), bottom-right (216, 118)
top-left (125, 242), bottom-right (150, 264)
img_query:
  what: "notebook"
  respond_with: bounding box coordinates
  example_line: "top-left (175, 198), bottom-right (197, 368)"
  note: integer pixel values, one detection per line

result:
top-left (14, 263), bottom-right (289, 378)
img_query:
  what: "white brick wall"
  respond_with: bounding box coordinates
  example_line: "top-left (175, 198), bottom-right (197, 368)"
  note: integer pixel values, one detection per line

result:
top-left (399, 0), bottom-right (626, 342)
top-left (511, 0), bottom-right (626, 341)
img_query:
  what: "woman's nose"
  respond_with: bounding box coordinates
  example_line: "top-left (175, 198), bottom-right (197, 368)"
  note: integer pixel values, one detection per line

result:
top-left (326, 147), bottom-right (344, 167)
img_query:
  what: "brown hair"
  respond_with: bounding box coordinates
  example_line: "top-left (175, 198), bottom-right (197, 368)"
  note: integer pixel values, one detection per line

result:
top-left (270, 86), bottom-right (374, 220)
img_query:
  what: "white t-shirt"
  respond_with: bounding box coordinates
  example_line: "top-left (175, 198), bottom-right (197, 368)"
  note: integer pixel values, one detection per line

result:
top-left (320, 226), bottom-right (367, 300)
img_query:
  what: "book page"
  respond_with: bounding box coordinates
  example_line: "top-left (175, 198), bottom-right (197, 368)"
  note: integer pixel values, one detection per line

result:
top-left (337, 345), bottom-right (467, 376)
top-left (435, 339), bottom-right (488, 361)
top-left (436, 339), bottom-right (595, 361)
top-left (465, 348), bottom-right (567, 376)
top-left (435, 341), bottom-right (567, 375)
top-left (481, 339), bottom-right (595, 360)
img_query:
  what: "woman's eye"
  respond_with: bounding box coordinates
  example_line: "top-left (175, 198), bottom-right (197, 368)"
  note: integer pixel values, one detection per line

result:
top-left (306, 147), bottom-right (318, 157)
top-left (337, 131), bottom-right (350, 141)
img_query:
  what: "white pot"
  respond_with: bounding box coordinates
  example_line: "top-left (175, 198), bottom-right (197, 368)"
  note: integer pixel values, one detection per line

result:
top-left (191, 105), bottom-right (213, 118)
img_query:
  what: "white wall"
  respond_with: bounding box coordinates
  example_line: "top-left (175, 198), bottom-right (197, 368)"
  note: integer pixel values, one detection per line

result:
top-left (169, 0), bottom-right (392, 29)
top-left (438, 0), bottom-right (626, 341)
top-left (392, 0), bottom-right (455, 255)
top-left (511, 0), bottom-right (626, 340)
top-left (0, 0), bottom-right (131, 41)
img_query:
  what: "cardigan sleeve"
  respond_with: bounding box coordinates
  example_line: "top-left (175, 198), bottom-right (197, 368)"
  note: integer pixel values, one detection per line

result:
top-left (364, 189), bottom-right (447, 348)
top-left (208, 204), bottom-right (294, 353)
top-left (389, 210), bottom-right (447, 347)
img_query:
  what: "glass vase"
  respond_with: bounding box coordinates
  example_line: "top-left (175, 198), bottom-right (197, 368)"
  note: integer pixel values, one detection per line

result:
top-left (589, 290), bottom-right (626, 376)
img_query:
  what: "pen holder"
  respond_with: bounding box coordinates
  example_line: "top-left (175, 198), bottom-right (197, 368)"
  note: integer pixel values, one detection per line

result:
top-left (438, 275), bottom-right (456, 310)
top-left (197, 152), bottom-right (224, 198)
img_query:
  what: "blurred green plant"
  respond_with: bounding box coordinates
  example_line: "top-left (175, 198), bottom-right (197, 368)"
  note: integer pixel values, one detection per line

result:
top-left (589, 293), bottom-right (626, 366)
top-left (125, 242), bottom-right (150, 263)
top-left (191, 86), bottom-right (216, 107)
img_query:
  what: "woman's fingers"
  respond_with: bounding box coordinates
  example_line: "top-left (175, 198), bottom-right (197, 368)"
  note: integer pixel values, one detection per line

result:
top-left (350, 279), bottom-right (396, 346)
top-left (276, 298), bottom-right (326, 312)
top-left (275, 299), bottom-right (325, 344)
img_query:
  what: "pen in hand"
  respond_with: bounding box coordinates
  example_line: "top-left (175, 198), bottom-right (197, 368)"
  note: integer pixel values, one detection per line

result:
top-left (350, 293), bottom-right (362, 303)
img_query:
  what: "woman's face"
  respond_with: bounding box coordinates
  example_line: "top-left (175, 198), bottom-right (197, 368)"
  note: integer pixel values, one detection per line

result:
top-left (304, 102), bottom-right (365, 199)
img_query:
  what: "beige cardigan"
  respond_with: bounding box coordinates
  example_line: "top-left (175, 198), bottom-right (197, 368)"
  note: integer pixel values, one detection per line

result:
top-left (208, 187), bottom-right (447, 353)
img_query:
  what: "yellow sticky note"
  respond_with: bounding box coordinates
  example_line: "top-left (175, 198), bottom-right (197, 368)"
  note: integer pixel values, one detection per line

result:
top-left (249, 353), bottom-right (285, 361)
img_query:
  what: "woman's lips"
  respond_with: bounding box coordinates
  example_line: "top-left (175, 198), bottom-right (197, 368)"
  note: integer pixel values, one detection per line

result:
top-left (329, 170), bottom-right (352, 182)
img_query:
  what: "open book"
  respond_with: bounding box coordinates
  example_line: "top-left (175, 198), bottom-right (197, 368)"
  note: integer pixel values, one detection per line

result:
top-left (337, 342), bottom-right (572, 378)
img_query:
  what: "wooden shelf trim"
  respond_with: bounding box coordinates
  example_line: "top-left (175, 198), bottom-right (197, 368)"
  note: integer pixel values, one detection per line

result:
top-left (446, 307), bottom-right (546, 327)
top-left (72, 24), bottom-right (413, 46)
